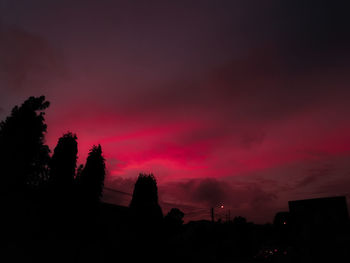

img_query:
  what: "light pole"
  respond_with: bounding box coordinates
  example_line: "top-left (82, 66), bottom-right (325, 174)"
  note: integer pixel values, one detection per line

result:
top-left (211, 204), bottom-right (224, 222)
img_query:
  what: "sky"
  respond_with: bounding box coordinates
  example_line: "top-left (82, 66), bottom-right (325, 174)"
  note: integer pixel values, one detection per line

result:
top-left (1, 0), bottom-right (350, 223)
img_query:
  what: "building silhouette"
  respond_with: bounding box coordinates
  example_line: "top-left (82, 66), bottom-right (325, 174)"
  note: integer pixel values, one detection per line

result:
top-left (289, 196), bottom-right (349, 229)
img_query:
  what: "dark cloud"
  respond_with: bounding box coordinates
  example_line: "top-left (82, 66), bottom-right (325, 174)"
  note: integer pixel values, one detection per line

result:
top-left (0, 21), bottom-right (65, 91)
top-left (159, 178), bottom-right (278, 221)
top-left (102, 175), bottom-right (278, 222)
top-left (186, 178), bottom-right (231, 207)
top-left (316, 173), bottom-right (350, 198)
top-left (122, 44), bottom-right (350, 134)
top-left (296, 164), bottom-right (335, 187)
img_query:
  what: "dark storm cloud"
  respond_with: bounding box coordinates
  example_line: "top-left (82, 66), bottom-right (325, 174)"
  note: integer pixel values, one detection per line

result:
top-left (186, 179), bottom-right (231, 207)
top-left (155, 177), bottom-right (281, 222)
top-left (102, 175), bottom-right (278, 221)
top-left (160, 178), bottom-right (277, 210)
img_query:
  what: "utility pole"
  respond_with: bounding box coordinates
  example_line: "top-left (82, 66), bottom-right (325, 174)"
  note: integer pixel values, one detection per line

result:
top-left (211, 207), bottom-right (214, 222)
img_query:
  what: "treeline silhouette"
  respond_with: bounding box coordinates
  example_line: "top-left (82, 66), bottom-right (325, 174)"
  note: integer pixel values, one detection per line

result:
top-left (0, 96), bottom-right (176, 262)
top-left (1, 96), bottom-right (350, 263)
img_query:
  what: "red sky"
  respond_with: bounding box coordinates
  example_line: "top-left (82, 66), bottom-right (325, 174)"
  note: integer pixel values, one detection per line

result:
top-left (1, 0), bottom-right (350, 223)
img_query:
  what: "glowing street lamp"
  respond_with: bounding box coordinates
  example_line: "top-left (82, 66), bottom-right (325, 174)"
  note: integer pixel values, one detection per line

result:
top-left (211, 204), bottom-right (225, 222)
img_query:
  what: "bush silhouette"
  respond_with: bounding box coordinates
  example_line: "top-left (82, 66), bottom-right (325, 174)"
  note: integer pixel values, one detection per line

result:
top-left (77, 145), bottom-right (106, 204)
top-left (130, 173), bottom-right (163, 223)
top-left (164, 208), bottom-right (184, 235)
top-left (165, 208), bottom-right (184, 225)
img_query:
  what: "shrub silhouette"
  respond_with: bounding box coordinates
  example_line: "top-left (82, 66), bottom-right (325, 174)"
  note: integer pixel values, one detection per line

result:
top-left (130, 173), bottom-right (163, 223)
top-left (77, 145), bottom-right (106, 204)
top-left (0, 96), bottom-right (50, 194)
top-left (165, 208), bottom-right (184, 235)
top-left (165, 208), bottom-right (184, 226)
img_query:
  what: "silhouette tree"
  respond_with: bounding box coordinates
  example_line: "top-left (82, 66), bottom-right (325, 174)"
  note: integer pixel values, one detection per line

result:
top-left (130, 173), bottom-right (163, 223)
top-left (49, 132), bottom-right (78, 191)
top-left (165, 208), bottom-right (184, 225)
top-left (78, 145), bottom-right (106, 204)
top-left (164, 208), bottom-right (184, 233)
top-left (44, 133), bottom-right (79, 237)
top-left (0, 96), bottom-right (50, 194)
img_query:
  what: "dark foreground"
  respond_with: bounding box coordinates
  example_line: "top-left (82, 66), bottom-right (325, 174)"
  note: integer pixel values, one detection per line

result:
top-left (1, 196), bottom-right (350, 263)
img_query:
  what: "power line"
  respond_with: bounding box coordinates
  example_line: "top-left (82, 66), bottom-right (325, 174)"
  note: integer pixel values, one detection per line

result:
top-left (103, 186), bottom-right (213, 217)
top-left (103, 187), bottom-right (132, 196)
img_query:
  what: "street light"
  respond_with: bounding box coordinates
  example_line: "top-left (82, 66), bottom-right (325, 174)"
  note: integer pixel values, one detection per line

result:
top-left (211, 204), bottom-right (225, 222)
